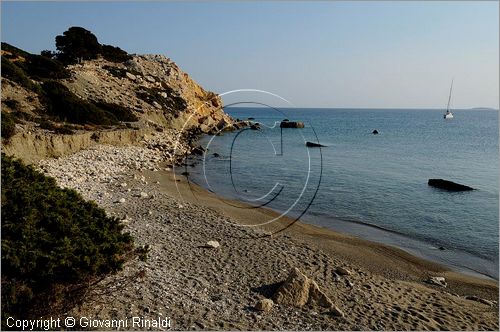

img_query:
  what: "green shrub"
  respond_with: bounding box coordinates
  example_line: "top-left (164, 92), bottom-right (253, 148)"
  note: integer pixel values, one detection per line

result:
top-left (136, 86), bottom-right (187, 117)
top-left (25, 54), bottom-right (70, 80)
top-left (102, 65), bottom-right (127, 78)
top-left (42, 81), bottom-right (118, 125)
top-left (102, 65), bottom-right (141, 79)
top-left (94, 101), bottom-right (138, 122)
top-left (101, 44), bottom-right (132, 63)
top-left (38, 119), bottom-right (75, 135)
top-left (1, 154), bottom-right (133, 324)
top-left (1, 42), bottom-right (31, 58)
top-left (2, 43), bottom-right (69, 80)
top-left (40, 50), bottom-right (55, 58)
top-left (2, 99), bottom-right (20, 111)
top-left (1, 57), bottom-right (41, 94)
top-left (1, 111), bottom-right (16, 139)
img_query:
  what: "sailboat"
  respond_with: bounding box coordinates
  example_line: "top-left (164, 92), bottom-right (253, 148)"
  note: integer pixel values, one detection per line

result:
top-left (444, 80), bottom-right (454, 119)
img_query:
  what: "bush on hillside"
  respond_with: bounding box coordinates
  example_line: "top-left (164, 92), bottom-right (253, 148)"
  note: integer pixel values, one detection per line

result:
top-left (1, 57), bottom-right (41, 94)
top-left (42, 81), bottom-right (119, 125)
top-left (1, 42), bottom-right (31, 58)
top-left (40, 50), bottom-right (55, 58)
top-left (102, 65), bottom-right (141, 79)
top-left (102, 65), bottom-right (127, 78)
top-left (101, 44), bottom-right (132, 63)
top-left (1, 154), bottom-right (134, 325)
top-left (136, 86), bottom-right (187, 117)
top-left (2, 99), bottom-right (20, 111)
top-left (2, 43), bottom-right (69, 84)
top-left (38, 119), bottom-right (76, 135)
top-left (25, 54), bottom-right (70, 80)
top-left (94, 101), bottom-right (138, 122)
top-left (1, 111), bottom-right (16, 140)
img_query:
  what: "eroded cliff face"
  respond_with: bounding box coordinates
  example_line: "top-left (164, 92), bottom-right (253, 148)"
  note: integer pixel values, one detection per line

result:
top-left (2, 52), bottom-right (236, 163)
top-left (62, 54), bottom-right (233, 132)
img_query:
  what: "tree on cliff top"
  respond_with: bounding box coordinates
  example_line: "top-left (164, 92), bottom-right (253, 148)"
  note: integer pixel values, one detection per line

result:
top-left (54, 27), bottom-right (131, 64)
top-left (55, 27), bottom-right (102, 64)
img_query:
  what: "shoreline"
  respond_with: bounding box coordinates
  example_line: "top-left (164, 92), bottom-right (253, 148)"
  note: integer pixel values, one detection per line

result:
top-left (160, 168), bottom-right (498, 299)
top-left (296, 213), bottom-right (497, 281)
top-left (35, 142), bottom-right (499, 330)
top-left (183, 138), bottom-right (498, 282)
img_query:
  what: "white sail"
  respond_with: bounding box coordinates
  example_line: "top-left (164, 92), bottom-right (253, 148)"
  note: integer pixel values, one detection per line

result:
top-left (444, 79), bottom-right (454, 119)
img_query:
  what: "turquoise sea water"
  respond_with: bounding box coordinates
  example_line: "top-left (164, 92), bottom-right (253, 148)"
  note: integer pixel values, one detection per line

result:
top-left (184, 108), bottom-right (499, 279)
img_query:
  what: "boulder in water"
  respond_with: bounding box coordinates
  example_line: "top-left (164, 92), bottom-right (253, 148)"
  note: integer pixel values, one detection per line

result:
top-left (250, 123), bottom-right (261, 130)
top-left (428, 179), bottom-right (474, 191)
top-left (280, 121), bottom-right (305, 128)
top-left (372, 129), bottom-right (379, 134)
top-left (306, 141), bottom-right (326, 148)
top-left (191, 146), bottom-right (205, 155)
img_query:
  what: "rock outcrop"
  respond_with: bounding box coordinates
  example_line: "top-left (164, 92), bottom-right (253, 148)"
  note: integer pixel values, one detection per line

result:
top-left (272, 268), bottom-right (336, 310)
top-left (62, 55), bottom-right (233, 134)
top-left (280, 121), bottom-right (305, 128)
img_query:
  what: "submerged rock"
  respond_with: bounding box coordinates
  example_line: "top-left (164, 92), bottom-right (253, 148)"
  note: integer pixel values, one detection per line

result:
top-left (428, 179), bottom-right (474, 191)
top-left (250, 123), bottom-right (261, 130)
top-left (191, 146), bottom-right (205, 155)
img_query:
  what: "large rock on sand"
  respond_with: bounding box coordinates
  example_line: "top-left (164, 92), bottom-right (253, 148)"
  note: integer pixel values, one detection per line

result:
top-left (255, 298), bottom-right (274, 312)
top-left (273, 267), bottom-right (311, 306)
top-left (272, 268), bottom-right (334, 309)
top-left (426, 276), bottom-right (447, 287)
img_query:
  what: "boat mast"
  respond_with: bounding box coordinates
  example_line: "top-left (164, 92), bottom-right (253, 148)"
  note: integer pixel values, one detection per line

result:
top-left (446, 79), bottom-right (454, 112)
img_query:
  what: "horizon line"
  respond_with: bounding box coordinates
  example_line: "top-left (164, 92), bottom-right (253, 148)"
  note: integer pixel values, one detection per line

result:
top-left (223, 106), bottom-right (500, 111)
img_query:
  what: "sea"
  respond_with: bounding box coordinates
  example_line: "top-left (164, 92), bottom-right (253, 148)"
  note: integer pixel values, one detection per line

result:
top-left (182, 107), bottom-right (499, 280)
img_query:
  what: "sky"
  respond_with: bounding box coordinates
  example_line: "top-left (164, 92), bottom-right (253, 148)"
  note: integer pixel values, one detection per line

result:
top-left (1, 1), bottom-right (499, 109)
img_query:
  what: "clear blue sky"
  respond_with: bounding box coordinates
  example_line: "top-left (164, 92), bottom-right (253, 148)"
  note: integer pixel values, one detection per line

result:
top-left (2, 1), bottom-right (498, 109)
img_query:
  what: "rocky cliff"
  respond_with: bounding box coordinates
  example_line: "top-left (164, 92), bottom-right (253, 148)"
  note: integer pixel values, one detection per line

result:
top-left (62, 54), bottom-right (233, 132)
top-left (1, 44), bottom-right (235, 163)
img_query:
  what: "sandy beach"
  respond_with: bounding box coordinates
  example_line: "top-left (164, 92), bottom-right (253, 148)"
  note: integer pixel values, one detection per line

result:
top-left (36, 138), bottom-right (498, 330)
